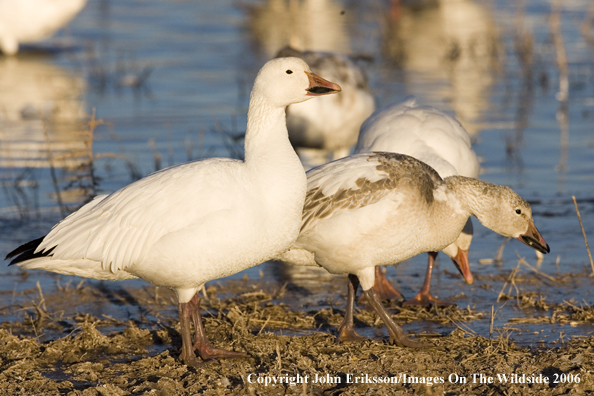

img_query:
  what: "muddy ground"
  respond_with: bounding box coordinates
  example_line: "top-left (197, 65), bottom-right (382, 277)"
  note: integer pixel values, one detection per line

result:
top-left (0, 271), bottom-right (593, 395)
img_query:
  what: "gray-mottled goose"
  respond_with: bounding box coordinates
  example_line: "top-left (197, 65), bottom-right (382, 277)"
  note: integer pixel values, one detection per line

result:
top-left (277, 152), bottom-right (549, 346)
top-left (355, 96), bottom-right (479, 306)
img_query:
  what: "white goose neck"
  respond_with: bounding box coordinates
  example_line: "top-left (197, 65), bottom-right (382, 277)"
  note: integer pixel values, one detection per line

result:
top-left (244, 93), bottom-right (301, 173)
top-left (241, 90), bottom-right (307, 250)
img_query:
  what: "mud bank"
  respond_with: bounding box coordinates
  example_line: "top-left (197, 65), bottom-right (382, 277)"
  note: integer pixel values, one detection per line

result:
top-left (0, 277), bottom-right (593, 395)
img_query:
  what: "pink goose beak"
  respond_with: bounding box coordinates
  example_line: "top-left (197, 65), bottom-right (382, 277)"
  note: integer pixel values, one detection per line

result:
top-left (305, 71), bottom-right (342, 96)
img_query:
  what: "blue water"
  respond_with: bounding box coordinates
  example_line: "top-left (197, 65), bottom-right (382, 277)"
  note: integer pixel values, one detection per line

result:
top-left (0, 0), bottom-right (593, 345)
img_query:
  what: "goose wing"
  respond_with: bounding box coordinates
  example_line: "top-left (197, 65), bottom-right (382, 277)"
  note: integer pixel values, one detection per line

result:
top-left (35, 158), bottom-right (243, 273)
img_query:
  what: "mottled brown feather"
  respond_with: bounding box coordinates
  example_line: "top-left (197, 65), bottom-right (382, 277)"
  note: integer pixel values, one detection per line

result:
top-left (301, 152), bottom-right (443, 232)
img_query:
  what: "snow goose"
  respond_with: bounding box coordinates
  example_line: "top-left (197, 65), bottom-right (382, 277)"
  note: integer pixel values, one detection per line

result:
top-left (0, 0), bottom-right (87, 55)
top-left (277, 152), bottom-right (549, 346)
top-left (276, 46), bottom-right (375, 163)
top-left (355, 97), bottom-right (479, 306)
top-left (5, 57), bottom-right (341, 366)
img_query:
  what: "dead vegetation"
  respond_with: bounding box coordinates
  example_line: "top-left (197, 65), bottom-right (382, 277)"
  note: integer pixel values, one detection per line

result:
top-left (0, 276), bottom-right (592, 395)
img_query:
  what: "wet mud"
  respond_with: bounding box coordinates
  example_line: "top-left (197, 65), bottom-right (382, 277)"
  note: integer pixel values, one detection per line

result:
top-left (1, 275), bottom-right (593, 395)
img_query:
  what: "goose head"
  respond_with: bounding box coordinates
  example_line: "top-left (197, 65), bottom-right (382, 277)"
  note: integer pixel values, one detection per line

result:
top-left (252, 57), bottom-right (341, 108)
top-left (474, 185), bottom-right (550, 255)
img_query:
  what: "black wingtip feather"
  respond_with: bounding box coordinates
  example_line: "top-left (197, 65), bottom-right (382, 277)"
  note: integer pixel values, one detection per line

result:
top-left (5, 236), bottom-right (52, 266)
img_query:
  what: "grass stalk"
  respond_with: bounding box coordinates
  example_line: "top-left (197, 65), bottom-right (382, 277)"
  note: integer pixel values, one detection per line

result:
top-left (572, 196), bottom-right (594, 275)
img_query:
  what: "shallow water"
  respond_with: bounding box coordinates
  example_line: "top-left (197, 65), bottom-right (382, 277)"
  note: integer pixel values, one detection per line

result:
top-left (0, 0), bottom-right (593, 346)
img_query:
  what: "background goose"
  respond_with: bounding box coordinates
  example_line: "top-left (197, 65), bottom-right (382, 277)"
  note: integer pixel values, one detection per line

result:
top-left (277, 152), bottom-right (549, 346)
top-left (355, 97), bottom-right (479, 306)
top-left (382, 0), bottom-right (497, 137)
top-left (0, 0), bottom-right (87, 55)
top-left (5, 57), bottom-right (341, 367)
top-left (276, 46), bottom-right (375, 164)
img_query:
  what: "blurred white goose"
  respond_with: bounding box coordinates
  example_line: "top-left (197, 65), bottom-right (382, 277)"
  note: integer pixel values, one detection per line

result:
top-left (355, 97), bottom-right (479, 306)
top-left (276, 46), bottom-right (375, 163)
top-left (5, 57), bottom-right (341, 366)
top-left (277, 152), bottom-right (549, 346)
top-left (0, 0), bottom-right (87, 55)
top-left (383, 0), bottom-right (497, 136)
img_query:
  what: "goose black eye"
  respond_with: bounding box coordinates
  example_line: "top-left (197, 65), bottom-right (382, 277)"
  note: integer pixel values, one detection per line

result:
top-left (516, 209), bottom-right (522, 215)
top-left (286, 70), bottom-right (293, 74)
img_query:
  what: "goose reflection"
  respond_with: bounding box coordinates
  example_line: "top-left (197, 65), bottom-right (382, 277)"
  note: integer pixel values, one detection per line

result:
top-left (0, 55), bottom-right (91, 206)
top-left (383, 0), bottom-right (499, 136)
top-left (245, 0), bottom-right (351, 58)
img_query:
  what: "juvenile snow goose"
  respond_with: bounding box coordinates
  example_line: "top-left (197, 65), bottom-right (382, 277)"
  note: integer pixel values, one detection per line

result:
top-left (0, 0), bottom-right (87, 55)
top-left (276, 46), bottom-right (375, 163)
top-left (355, 97), bottom-right (479, 306)
top-left (5, 57), bottom-right (341, 366)
top-left (277, 152), bottom-right (549, 346)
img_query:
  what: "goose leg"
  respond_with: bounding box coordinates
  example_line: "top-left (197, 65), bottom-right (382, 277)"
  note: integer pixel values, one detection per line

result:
top-left (336, 274), bottom-right (367, 343)
top-left (375, 266), bottom-right (404, 300)
top-left (178, 301), bottom-right (203, 367)
top-left (363, 287), bottom-right (430, 348)
top-left (187, 294), bottom-right (249, 362)
top-left (403, 252), bottom-right (453, 307)
top-left (358, 266), bottom-right (403, 304)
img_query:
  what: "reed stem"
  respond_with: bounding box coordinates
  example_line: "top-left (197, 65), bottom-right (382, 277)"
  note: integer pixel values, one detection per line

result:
top-left (572, 196), bottom-right (594, 275)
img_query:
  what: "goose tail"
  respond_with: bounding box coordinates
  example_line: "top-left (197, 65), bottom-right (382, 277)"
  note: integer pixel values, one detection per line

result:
top-left (5, 236), bottom-right (53, 266)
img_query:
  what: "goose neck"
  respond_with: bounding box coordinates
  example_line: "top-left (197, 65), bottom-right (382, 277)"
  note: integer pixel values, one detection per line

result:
top-left (444, 176), bottom-right (493, 219)
top-left (244, 94), bottom-right (298, 168)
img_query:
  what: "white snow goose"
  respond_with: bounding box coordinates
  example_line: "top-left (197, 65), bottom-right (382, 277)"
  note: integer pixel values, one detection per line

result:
top-left (277, 152), bottom-right (549, 346)
top-left (276, 46), bottom-right (375, 163)
top-left (0, 0), bottom-right (87, 55)
top-left (5, 57), bottom-right (341, 366)
top-left (355, 96), bottom-right (479, 306)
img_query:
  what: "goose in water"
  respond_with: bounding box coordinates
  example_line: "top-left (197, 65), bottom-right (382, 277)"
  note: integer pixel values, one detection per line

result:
top-left (277, 152), bottom-right (549, 346)
top-left (355, 97), bottom-right (479, 306)
top-left (0, 0), bottom-right (87, 55)
top-left (5, 57), bottom-right (341, 366)
top-left (276, 46), bottom-right (375, 163)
